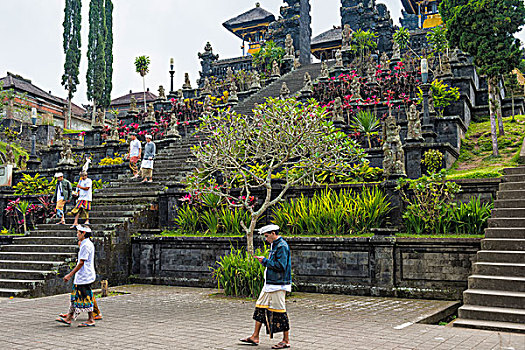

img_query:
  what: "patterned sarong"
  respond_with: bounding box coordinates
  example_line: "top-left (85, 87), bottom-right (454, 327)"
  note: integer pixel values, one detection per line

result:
top-left (69, 284), bottom-right (94, 319)
top-left (70, 200), bottom-right (91, 219)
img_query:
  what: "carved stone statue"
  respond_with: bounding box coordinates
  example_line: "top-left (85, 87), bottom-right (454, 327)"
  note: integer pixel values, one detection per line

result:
top-left (406, 104), bottom-right (423, 140)
top-left (5, 145), bottom-right (15, 165)
top-left (300, 72), bottom-right (313, 94)
top-left (280, 82), bottom-right (290, 99)
top-left (57, 139), bottom-right (76, 166)
top-left (129, 96), bottom-right (138, 112)
top-left (158, 85), bottom-right (166, 100)
top-left (54, 127), bottom-right (63, 145)
top-left (440, 54), bottom-right (452, 76)
top-left (226, 67), bottom-right (235, 84)
top-left (183, 73), bottom-right (192, 89)
top-left (382, 113), bottom-right (405, 178)
top-left (450, 48), bottom-right (460, 62)
top-left (176, 89), bottom-right (185, 107)
top-left (429, 88), bottom-right (436, 114)
top-left (342, 24), bottom-right (352, 50)
top-left (108, 121), bottom-right (119, 142)
top-left (202, 95), bottom-right (213, 115)
top-left (350, 78), bottom-right (362, 100)
top-left (95, 109), bottom-right (105, 126)
top-left (167, 114), bottom-right (181, 138)
top-left (284, 34), bottom-right (295, 59)
top-left (334, 49), bottom-right (343, 68)
top-left (366, 56), bottom-right (377, 83)
top-left (250, 71), bottom-right (261, 90)
top-left (380, 52), bottom-right (389, 69)
top-left (145, 103), bottom-right (156, 122)
top-left (201, 77), bottom-right (211, 95)
top-left (392, 42), bottom-right (400, 60)
top-left (229, 82), bottom-right (239, 103)
top-left (271, 60), bottom-right (281, 77)
top-left (320, 61), bottom-right (329, 80)
top-left (332, 97), bottom-right (344, 123)
top-left (293, 59), bottom-right (301, 69)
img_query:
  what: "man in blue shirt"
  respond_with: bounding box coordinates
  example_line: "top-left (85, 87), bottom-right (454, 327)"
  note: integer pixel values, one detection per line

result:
top-left (240, 224), bottom-right (292, 349)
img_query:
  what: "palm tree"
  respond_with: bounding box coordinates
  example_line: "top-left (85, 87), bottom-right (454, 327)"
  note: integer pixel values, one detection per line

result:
top-left (352, 110), bottom-right (380, 149)
top-left (134, 55), bottom-right (151, 112)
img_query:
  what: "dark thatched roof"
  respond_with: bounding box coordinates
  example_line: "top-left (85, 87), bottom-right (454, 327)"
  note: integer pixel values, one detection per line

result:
top-left (110, 91), bottom-right (158, 107)
top-left (311, 27), bottom-right (342, 46)
top-left (223, 4), bottom-right (275, 32)
top-left (0, 72), bottom-right (63, 105)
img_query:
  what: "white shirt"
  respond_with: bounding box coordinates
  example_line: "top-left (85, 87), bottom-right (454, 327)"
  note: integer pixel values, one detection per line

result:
top-left (56, 182), bottom-right (64, 201)
top-left (77, 178), bottom-right (92, 202)
top-left (74, 238), bottom-right (96, 285)
top-left (262, 241), bottom-right (292, 293)
top-left (129, 139), bottom-right (142, 157)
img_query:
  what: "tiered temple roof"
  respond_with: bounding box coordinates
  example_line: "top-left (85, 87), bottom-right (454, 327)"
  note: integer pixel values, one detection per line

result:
top-left (311, 27), bottom-right (342, 60)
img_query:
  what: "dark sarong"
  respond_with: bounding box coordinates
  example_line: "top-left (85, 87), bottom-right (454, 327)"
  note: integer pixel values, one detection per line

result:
top-left (253, 307), bottom-right (290, 339)
top-left (69, 283), bottom-right (94, 319)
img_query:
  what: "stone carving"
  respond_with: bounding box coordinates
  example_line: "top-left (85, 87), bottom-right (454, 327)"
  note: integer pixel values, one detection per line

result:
top-left (293, 59), bottom-right (301, 69)
top-left (380, 52), bottom-right (389, 69)
top-left (450, 48), bottom-right (460, 62)
top-left (334, 49), bottom-right (343, 68)
top-left (440, 54), bottom-right (452, 76)
top-left (226, 67), bottom-right (235, 84)
top-left (284, 34), bottom-right (295, 59)
top-left (5, 145), bottom-right (15, 165)
top-left (201, 77), bottom-right (211, 95)
top-left (429, 88), bottom-right (436, 114)
top-left (229, 82), bottom-right (239, 103)
top-left (57, 139), bottom-right (76, 166)
top-left (320, 61), bottom-right (329, 80)
top-left (406, 104), bottom-right (423, 140)
top-left (392, 42), bottom-right (400, 60)
top-left (366, 56), bottom-right (377, 83)
top-left (332, 97), bottom-right (344, 123)
top-left (280, 82), bottom-right (290, 99)
top-left (167, 114), bottom-right (181, 138)
top-left (54, 127), bottom-right (63, 145)
top-left (202, 95), bottom-right (212, 115)
top-left (271, 60), bottom-right (281, 77)
top-left (129, 96), bottom-right (138, 112)
top-left (176, 89), bottom-right (185, 107)
top-left (300, 72), bottom-right (313, 93)
top-left (382, 113), bottom-right (405, 178)
top-left (183, 73), bottom-right (192, 89)
top-left (145, 103), bottom-right (155, 122)
top-left (350, 78), bottom-right (361, 100)
top-left (158, 85), bottom-right (166, 100)
top-left (342, 24), bottom-right (352, 50)
top-left (94, 109), bottom-right (105, 126)
top-left (250, 71), bottom-right (261, 90)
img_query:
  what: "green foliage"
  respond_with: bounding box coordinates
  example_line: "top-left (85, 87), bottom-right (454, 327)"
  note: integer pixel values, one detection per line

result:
top-left (86, 0), bottom-right (106, 106)
top-left (134, 55), bottom-right (151, 77)
top-left (13, 173), bottom-right (56, 195)
top-left (351, 29), bottom-right (378, 60)
top-left (351, 110), bottom-right (380, 149)
top-left (426, 26), bottom-right (449, 56)
top-left (98, 153), bottom-right (124, 166)
top-left (451, 197), bottom-right (493, 235)
top-left (314, 161), bottom-right (383, 184)
top-left (62, 0), bottom-right (82, 104)
top-left (2, 127), bottom-right (20, 143)
top-left (271, 187), bottom-right (391, 235)
top-left (174, 204), bottom-right (200, 233)
top-left (397, 170), bottom-right (462, 235)
top-left (252, 40), bottom-right (285, 73)
top-left (422, 149), bottom-right (444, 174)
top-left (102, 0), bottom-right (113, 108)
top-left (393, 27), bottom-right (410, 49)
top-left (419, 80), bottom-right (460, 117)
top-left (210, 245), bottom-right (269, 298)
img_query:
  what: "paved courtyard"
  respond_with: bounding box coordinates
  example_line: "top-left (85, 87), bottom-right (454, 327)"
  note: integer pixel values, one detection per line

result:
top-left (0, 285), bottom-right (523, 350)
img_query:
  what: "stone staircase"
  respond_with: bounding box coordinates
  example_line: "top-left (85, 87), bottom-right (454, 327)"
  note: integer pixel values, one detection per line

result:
top-left (0, 139), bottom-right (198, 297)
top-left (454, 166), bottom-right (525, 333)
top-left (234, 63), bottom-right (326, 116)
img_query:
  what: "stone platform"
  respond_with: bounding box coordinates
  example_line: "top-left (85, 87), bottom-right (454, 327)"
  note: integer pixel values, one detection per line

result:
top-left (0, 285), bottom-right (523, 349)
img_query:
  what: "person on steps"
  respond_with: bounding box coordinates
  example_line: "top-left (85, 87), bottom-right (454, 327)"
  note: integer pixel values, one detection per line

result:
top-left (140, 134), bottom-right (156, 183)
top-left (70, 171), bottom-right (92, 227)
top-left (126, 133), bottom-right (142, 178)
top-left (52, 172), bottom-right (72, 225)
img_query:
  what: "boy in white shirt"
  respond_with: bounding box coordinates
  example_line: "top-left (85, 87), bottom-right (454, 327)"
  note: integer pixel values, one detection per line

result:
top-left (56, 225), bottom-right (97, 327)
top-left (126, 133), bottom-right (142, 178)
top-left (71, 171), bottom-right (92, 227)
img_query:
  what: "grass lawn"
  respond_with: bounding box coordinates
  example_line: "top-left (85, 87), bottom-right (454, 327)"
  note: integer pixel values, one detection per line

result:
top-left (447, 115), bottom-right (525, 179)
top-left (0, 140), bottom-right (28, 165)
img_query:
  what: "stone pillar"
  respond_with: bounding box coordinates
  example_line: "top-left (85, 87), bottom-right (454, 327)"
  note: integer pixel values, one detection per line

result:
top-left (404, 141), bottom-right (423, 179)
top-left (370, 236), bottom-right (395, 296)
top-left (84, 127), bottom-right (103, 147)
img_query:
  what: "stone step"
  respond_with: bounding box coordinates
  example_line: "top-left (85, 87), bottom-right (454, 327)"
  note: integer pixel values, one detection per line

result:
top-left (0, 252), bottom-right (75, 261)
top-left (28, 230), bottom-right (79, 237)
top-left (94, 190), bottom-right (161, 197)
top-left (93, 197), bottom-right (157, 204)
top-left (491, 208), bottom-right (525, 218)
top-left (1, 245), bottom-right (78, 253)
top-left (485, 228), bottom-right (525, 239)
top-left (0, 288), bottom-right (29, 298)
top-left (503, 166), bottom-right (525, 175)
top-left (72, 210), bottom-right (137, 218)
top-left (0, 278), bottom-right (44, 290)
top-left (473, 262), bottom-right (525, 277)
top-left (0, 260), bottom-right (64, 270)
top-left (503, 174), bottom-right (525, 183)
top-left (453, 318), bottom-right (525, 334)
top-left (458, 305), bottom-right (525, 325)
top-left (499, 181), bottom-right (525, 191)
top-left (0, 269), bottom-right (55, 280)
top-left (468, 274), bottom-right (525, 292)
top-left (463, 289), bottom-right (525, 309)
top-left (36, 223), bottom-right (119, 231)
top-left (488, 218), bottom-right (525, 228)
top-left (15, 236), bottom-right (77, 245)
top-left (494, 199), bottom-right (525, 208)
top-left (89, 204), bottom-right (148, 212)
top-left (476, 250), bottom-right (525, 263)
top-left (497, 190), bottom-right (525, 200)
top-left (481, 238), bottom-right (525, 251)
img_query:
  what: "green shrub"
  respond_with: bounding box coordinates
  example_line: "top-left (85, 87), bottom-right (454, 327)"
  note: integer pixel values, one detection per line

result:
top-left (452, 197), bottom-right (493, 235)
top-left (422, 149), bottom-right (444, 174)
top-left (211, 245), bottom-right (268, 298)
top-left (271, 187), bottom-right (391, 235)
top-left (14, 173), bottom-right (56, 195)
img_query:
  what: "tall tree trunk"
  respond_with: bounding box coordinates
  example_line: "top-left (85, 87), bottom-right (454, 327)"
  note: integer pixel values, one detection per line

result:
top-left (91, 99), bottom-right (97, 127)
top-left (496, 77), bottom-right (505, 136)
top-left (247, 216), bottom-right (257, 254)
top-left (511, 90), bottom-right (515, 122)
top-left (67, 88), bottom-right (72, 130)
top-left (143, 76), bottom-right (147, 113)
top-left (488, 78), bottom-right (500, 157)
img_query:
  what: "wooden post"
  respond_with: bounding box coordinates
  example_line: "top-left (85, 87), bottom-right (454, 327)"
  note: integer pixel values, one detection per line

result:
top-left (101, 280), bottom-right (108, 297)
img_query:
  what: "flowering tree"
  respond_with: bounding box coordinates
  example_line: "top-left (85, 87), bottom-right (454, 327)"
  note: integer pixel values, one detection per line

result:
top-left (186, 97), bottom-right (366, 253)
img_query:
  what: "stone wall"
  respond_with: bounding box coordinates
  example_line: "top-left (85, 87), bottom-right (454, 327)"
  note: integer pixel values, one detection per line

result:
top-left (131, 236), bottom-right (481, 300)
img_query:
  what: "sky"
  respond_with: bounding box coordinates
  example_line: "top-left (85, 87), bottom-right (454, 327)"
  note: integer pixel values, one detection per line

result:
top-left (1, 0), bottom-right (524, 107)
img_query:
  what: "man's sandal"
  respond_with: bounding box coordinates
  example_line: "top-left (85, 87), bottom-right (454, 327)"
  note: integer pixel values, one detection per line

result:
top-left (55, 317), bottom-right (71, 326)
top-left (78, 322), bottom-right (95, 327)
top-left (239, 338), bottom-right (259, 346)
top-left (272, 342), bottom-right (291, 349)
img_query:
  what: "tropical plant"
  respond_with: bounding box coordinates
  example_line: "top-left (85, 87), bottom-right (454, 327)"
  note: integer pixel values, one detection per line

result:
top-left (62, 0), bottom-right (82, 128)
top-left (86, 0), bottom-right (106, 123)
top-left (102, 0), bottom-right (113, 109)
top-left (451, 197), bottom-right (493, 235)
top-left (211, 245), bottom-right (269, 298)
top-left (393, 27), bottom-right (410, 50)
top-left (13, 173), bottom-right (56, 195)
top-left (98, 153), bottom-right (124, 166)
top-left (134, 55), bottom-right (151, 112)
top-left (426, 26), bottom-right (449, 70)
top-left (252, 40), bottom-right (285, 73)
top-left (185, 97), bottom-right (366, 253)
top-left (431, 80), bottom-right (460, 117)
top-left (440, 0), bottom-right (525, 155)
top-left (16, 200), bottom-right (30, 234)
top-left (351, 110), bottom-right (380, 149)
top-left (422, 149), bottom-right (444, 174)
top-left (174, 204), bottom-right (200, 233)
top-left (351, 29), bottom-right (378, 62)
